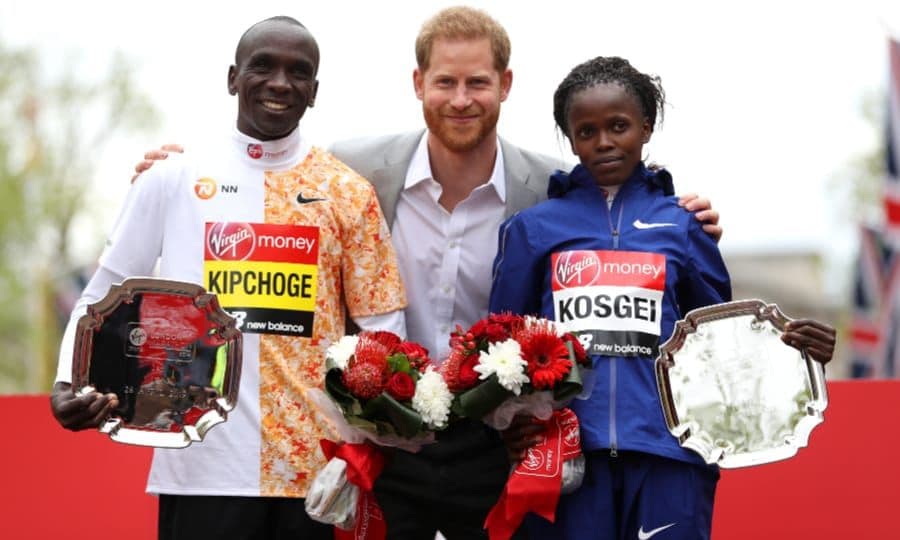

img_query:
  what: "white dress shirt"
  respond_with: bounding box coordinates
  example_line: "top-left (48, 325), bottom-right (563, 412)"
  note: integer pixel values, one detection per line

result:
top-left (391, 132), bottom-right (507, 362)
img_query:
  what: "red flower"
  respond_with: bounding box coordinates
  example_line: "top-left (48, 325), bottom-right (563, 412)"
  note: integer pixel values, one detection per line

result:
top-left (366, 330), bottom-right (403, 353)
top-left (397, 341), bottom-right (431, 372)
top-left (440, 348), bottom-right (473, 392)
top-left (562, 333), bottom-right (589, 365)
top-left (488, 313), bottom-right (525, 333)
top-left (354, 335), bottom-right (392, 368)
top-left (342, 360), bottom-right (388, 400)
top-left (518, 327), bottom-right (572, 390)
top-left (470, 319), bottom-right (509, 344)
top-left (459, 355), bottom-right (480, 388)
top-left (386, 371), bottom-right (416, 401)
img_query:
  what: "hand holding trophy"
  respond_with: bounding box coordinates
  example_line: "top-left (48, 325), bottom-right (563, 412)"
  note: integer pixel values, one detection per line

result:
top-left (656, 299), bottom-right (832, 467)
top-left (70, 278), bottom-right (242, 448)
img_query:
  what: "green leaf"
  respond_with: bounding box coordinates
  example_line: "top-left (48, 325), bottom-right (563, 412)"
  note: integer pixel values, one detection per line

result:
top-left (457, 373), bottom-right (512, 419)
top-left (387, 353), bottom-right (411, 374)
top-left (361, 393), bottom-right (424, 438)
top-left (553, 342), bottom-right (584, 402)
top-left (325, 368), bottom-right (362, 416)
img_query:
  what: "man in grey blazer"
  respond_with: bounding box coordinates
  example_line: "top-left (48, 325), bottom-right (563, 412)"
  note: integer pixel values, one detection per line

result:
top-left (324, 11), bottom-right (568, 538)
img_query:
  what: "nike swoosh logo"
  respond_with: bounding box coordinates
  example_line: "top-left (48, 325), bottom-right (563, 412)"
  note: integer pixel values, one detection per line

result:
top-left (633, 219), bottom-right (677, 229)
top-left (297, 192), bottom-right (327, 204)
top-left (638, 523), bottom-right (676, 540)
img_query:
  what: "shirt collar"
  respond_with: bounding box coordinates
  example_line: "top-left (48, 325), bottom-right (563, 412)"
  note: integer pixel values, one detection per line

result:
top-left (404, 131), bottom-right (507, 202)
top-left (231, 125), bottom-right (311, 169)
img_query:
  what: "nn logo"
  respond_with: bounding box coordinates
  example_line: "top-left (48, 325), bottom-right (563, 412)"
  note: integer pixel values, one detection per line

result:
top-left (194, 177), bottom-right (217, 200)
top-left (194, 177), bottom-right (238, 199)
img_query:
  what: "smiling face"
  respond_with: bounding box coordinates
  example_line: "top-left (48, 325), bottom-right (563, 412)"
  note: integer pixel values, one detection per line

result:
top-left (414, 37), bottom-right (511, 153)
top-left (566, 83), bottom-right (651, 186)
top-left (228, 20), bottom-right (319, 141)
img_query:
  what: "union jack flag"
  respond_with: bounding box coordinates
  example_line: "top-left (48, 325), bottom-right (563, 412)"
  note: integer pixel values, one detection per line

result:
top-left (852, 38), bottom-right (900, 378)
top-left (883, 38), bottom-right (900, 235)
top-left (851, 225), bottom-right (899, 377)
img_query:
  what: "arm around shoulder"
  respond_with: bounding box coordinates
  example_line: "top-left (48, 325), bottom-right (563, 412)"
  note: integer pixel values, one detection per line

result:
top-left (679, 216), bottom-right (731, 313)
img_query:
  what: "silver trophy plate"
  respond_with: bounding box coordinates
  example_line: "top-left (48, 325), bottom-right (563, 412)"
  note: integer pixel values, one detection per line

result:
top-left (72, 278), bottom-right (242, 448)
top-left (656, 299), bottom-right (827, 468)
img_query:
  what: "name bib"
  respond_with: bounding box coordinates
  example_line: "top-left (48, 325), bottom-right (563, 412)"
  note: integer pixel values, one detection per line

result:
top-left (203, 222), bottom-right (318, 337)
top-left (551, 250), bottom-right (665, 357)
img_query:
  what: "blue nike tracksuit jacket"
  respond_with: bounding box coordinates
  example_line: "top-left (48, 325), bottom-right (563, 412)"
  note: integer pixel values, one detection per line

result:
top-left (489, 162), bottom-right (731, 464)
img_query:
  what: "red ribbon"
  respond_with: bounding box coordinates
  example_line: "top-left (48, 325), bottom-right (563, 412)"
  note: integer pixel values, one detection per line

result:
top-left (319, 440), bottom-right (387, 540)
top-left (484, 408), bottom-right (582, 540)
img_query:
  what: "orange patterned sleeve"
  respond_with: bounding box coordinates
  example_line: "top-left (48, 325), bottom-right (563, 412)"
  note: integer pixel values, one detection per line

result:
top-left (319, 152), bottom-right (407, 318)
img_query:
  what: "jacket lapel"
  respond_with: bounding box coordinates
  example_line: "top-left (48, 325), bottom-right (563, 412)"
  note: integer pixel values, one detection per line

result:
top-left (368, 131), bottom-right (423, 227)
top-left (370, 164), bottom-right (407, 227)
top-left (500, 138), bottom-right (540, 218)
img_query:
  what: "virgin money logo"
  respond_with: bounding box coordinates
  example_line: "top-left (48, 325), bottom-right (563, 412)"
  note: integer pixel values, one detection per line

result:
top-left (554, 251), bottom-right (601, 288)
top-left (522, 448), bottom-right (544, 471)
top-left (194, 177), bottom-right (217, 200)
top-left (206, 222), bottom-right (256, 260)
top-left (128, 326), bottom-right (148, 347)
top-left (563, 424), bottom-right (580, 448)
top-left (247, 144), bottom-right (263, 159)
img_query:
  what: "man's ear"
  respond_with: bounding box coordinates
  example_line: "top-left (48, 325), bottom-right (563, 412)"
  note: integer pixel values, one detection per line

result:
top-left (413, 68), bottom-right (424, 101)
top-left (309, 80), bottom-right (319, 107)
top-left (499, 68), bottom-right (512, 102)
top-left (227, 65), bottom-right (238, 95)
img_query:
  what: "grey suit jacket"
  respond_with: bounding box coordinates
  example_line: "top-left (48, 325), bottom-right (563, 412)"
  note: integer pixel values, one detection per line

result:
top-left (330, 130), bottom-right (568, 226)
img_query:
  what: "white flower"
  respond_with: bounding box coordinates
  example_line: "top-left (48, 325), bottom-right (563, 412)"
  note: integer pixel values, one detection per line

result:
top-left (326, 335), bottom-right (359, 370)
top-left (412, 367), bottom-right (453, 429)
top-left (474, 339), bottom-right (530, 395)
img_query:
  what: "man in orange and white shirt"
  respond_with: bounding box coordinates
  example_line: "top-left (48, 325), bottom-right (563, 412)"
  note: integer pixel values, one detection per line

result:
top-left (50, 16), bottom-right (406, 540)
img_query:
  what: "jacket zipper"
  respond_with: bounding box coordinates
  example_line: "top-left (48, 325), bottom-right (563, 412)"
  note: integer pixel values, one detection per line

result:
top-left (605, 190), bottom-right (625, 458)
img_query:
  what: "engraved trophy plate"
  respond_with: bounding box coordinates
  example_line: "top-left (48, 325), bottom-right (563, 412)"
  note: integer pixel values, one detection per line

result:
top-left (656, 299), bottom-right (827, 468)
top-left (72, 278), bottom-right (242, 448)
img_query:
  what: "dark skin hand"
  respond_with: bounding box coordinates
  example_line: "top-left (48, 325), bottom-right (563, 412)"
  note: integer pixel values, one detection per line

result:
top-left (501, 414), bottom-right (547, 462)
top-left (502, 319), bottom-right (837, 462)
top-left (50, 381), bottom-right (119, 431)
top-left (781, 319), bottom-right (836, 366)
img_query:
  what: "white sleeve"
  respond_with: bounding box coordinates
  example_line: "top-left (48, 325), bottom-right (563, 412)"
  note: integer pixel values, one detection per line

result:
top-left (56, 266), bottom-right (130, 383)
top-left (57, 165), bottom-right (170, 383)
top-left (352, 310), bottom-right (406, 338)
top-left (98, 161), bottom-right (168, 277)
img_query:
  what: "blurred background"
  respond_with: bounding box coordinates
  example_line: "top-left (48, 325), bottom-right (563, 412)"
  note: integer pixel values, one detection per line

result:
top-left (2, 0), bottom-right (899, 393)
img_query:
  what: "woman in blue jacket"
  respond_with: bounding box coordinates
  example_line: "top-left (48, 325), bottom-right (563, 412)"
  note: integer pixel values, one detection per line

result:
top-left (489, 56), bottom-right (835, 540)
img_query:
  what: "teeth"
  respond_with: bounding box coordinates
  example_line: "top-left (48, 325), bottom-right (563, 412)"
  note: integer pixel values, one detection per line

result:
top-left (262, 101), bottom-right (288, 111)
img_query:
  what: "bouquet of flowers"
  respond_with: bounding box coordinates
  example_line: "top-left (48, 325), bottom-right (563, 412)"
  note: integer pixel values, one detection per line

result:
top-left (305, 330), bottom-right (452, 538)
top-left (442, 313), bottom-right (590, 424)
top-left (440, 313), bottom-right (592, 540)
